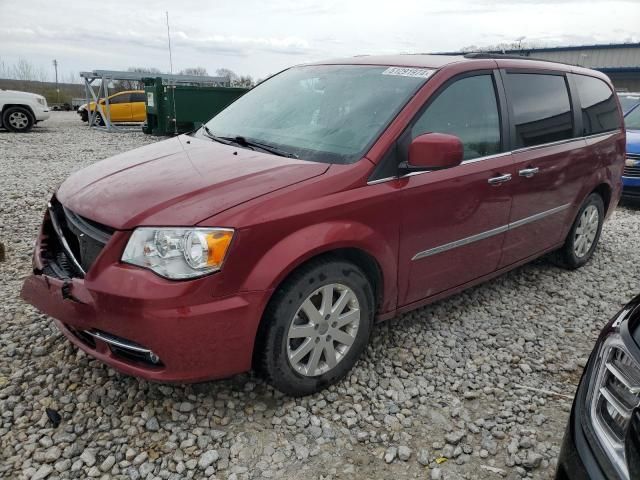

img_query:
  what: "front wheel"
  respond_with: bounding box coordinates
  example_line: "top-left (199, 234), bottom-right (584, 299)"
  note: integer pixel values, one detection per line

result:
top-left (258, 259), bottom-right (374, 396)
top-left (558, 193), bottom-right (604, 269)
top-left (2, 106), bottom-right (34, 132)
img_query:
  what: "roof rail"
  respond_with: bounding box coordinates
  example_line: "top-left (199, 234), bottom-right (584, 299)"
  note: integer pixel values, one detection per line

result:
top-left (463, 52), bottom-right (575, 67)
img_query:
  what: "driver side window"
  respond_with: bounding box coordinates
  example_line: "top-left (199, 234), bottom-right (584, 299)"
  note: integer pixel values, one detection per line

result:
top-left (411, 74), bottom-right (501, 161)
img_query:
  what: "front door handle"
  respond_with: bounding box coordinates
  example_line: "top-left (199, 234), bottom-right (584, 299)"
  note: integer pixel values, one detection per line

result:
top-left (519, 167), bottom-right (540, 178)
top-left (488, 173), bottom-right (512, 185)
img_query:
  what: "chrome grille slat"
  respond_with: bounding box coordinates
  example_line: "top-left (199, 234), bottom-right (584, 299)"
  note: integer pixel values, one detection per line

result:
top-left (599, 386), bottom-right (633, 420)
top-left (605, 360), bottom-right (640, 391)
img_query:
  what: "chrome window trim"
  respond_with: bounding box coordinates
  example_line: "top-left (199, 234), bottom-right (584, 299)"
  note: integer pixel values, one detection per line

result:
top-left (366, 128), bottom-right (622, 186)
top-left (411, 203), bottom-right (571, 261)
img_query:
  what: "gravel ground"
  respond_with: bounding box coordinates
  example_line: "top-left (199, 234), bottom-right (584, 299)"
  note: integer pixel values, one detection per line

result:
top-left (1, 112), bottom-right (639, 480)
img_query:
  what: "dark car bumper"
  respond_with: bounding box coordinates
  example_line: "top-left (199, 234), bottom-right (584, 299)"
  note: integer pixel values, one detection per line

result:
top-left (622, 175), bottom-right (640, 199)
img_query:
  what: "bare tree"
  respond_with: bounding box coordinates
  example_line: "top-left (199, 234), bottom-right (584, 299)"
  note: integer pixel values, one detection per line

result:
top-left (114, 66), bottom-right (163, 90)
top-left (179, 66), bottom-right (208, 76)
top-left (215, 68), bottom-right (239, 84)
top-left (236, 75), bottom-right (254, 87)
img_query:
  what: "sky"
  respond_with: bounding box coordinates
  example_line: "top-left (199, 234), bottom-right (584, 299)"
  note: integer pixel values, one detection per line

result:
top-left (0, 0), bottom-right (638, 82)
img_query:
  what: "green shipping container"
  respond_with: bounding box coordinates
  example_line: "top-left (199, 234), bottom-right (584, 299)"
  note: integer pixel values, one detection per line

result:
top-left (143, 77), bottom-right (248, 136)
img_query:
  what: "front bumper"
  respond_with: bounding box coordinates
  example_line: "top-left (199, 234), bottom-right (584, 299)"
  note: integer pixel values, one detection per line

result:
top-left (20, 206), bottom-right (270, 382)
top-left (21, 273), bottom-right (268, 382)
top-left (34, 107), bottom-right (50, 122)
top-left (621, 176), bottom-right (640, 199)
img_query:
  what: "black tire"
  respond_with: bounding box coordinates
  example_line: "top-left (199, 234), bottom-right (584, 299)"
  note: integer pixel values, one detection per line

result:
top-left (80, 110), bottom-right (88, 122)
top-left (93, 112), bottom-right (105, 126)
top-left (557, 193), bottom-right (604, 269)
top-left (2, 106), bottom-right (34, 132)
top-left (258, 258), bottom-right (374, 396)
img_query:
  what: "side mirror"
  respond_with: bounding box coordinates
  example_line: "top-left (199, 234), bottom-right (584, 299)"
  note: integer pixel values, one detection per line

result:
top-left (405, 132), bottom-right (464, 171)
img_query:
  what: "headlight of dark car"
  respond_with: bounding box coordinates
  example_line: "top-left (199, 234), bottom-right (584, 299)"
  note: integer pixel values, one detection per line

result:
top-left (585, 309), bottom-right (640, 479)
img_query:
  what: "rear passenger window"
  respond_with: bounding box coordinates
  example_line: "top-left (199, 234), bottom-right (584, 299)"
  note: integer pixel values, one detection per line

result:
top-left (505, 73), bottom-right (573, 148)
top-left (131, 92), bottom-right (146, 102)
top-left (573, 74), bottom-right (621, 135)
top-left (411, 75), bottom-right (501, 161)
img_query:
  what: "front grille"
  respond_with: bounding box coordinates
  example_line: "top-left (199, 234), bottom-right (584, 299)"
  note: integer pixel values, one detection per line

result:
top-left (40, 198), bottom-right (113, 278)
top-left (589, 340), bottom-right (640, 478)
top-left (623, 165), bottom-right (640, 178)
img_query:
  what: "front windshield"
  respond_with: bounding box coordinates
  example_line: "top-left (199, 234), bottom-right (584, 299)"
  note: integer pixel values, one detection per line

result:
top-left (203, 65), bottom-right (431, 163)
top-left (625, 105), bottom-right (640, 130)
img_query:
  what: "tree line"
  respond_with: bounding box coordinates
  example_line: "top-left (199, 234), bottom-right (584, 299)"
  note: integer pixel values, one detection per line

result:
top-left (0, 58), bottom-right (255, 88)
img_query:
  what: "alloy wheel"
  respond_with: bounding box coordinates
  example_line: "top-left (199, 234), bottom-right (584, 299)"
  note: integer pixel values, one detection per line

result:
top-left (574, 204), bottom-right (599, 258)
top-left (8, 111), bottom-right (29, 130)
top-left (286, 283), bottom-right (360, 377)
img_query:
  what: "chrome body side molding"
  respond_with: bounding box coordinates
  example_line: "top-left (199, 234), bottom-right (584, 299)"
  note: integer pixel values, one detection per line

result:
top-left (412, 203), bottom-right (572, 261)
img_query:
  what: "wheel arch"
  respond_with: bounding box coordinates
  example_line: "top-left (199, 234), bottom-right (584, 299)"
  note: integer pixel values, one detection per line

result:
top-left (250, 246), bottom-right (386, 372)
top-left (2, 103), bottom-right (36, 120)
top-left (591, 182), bottom-right (612, 215)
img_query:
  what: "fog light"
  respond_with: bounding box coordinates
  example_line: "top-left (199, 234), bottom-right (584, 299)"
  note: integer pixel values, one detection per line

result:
top-left (149, 352), bottom-right (161, 364)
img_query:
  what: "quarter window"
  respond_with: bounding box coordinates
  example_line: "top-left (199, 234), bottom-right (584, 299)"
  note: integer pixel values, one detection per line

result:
top-left (411, 75), bottom-right (501, 161)
top-left (573, 74), bottom-right (621, 135)
top-left (505, 73), bottom-right (573, 148)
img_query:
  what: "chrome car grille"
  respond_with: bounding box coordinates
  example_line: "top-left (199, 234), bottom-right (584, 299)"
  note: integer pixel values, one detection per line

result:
top-left (625, 153), bottom-right (640, 178)
top-left (589, 339), bottom-right (640, 479)
top-left (40, 198), bottom-right (114, 278)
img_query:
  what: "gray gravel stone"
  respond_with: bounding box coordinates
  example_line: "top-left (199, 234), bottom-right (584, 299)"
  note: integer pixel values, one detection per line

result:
top-left (384, 447), bottom-right (397, 463)
top-left (1, 113), bottom-right (637, 480)
top-left (198, 450), bottom-right (219, 469)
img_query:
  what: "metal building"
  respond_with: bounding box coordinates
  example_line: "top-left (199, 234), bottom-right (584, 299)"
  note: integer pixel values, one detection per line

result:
top-left (436, 43), bottom-right (640, 92)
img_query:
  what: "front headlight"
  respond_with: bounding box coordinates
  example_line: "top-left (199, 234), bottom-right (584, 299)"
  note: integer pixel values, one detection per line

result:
top-left (37, 97), bottom-right (47, 107)
top-left (121, 227), bottom-right (234, 279)
top-left (586, 314), bottom-right (640, 480)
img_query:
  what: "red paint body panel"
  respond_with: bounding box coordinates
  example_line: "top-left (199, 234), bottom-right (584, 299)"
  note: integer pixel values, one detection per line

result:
top-left (21, 55), bottom-right (626, 383)
top-left (57, 136), bottom-right (329, 229)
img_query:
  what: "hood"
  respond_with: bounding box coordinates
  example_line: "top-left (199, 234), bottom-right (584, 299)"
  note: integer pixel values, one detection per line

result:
top-left (57, 136), bottom-right (329, 229)
top-left (627, 130), bottom-right (640, 155)
top-left (5, 89), bottom-right (44, 100)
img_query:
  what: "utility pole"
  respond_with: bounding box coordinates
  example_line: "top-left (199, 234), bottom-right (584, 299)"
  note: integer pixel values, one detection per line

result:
top-left (52, 59), bottom-right (59, 103)
top-left (166, 12), bottom-right (173, 74)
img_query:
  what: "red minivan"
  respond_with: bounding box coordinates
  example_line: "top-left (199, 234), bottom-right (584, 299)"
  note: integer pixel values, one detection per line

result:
top-left (21, 54), bottom-right (625, 396)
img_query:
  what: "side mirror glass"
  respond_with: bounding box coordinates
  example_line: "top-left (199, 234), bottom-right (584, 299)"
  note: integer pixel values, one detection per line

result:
top-left (407, 132), bottom-right (464, 170)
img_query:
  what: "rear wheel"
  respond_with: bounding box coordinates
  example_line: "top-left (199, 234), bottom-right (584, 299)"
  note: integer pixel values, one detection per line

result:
top-left (2, 106), bottom-right (34, 132)
top-left (258, 259), bottom-right (374, 396)
top-left (557, 193), bottom-right (604, 269)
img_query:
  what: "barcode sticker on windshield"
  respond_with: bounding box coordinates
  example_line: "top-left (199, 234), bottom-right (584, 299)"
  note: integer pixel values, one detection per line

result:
top-left (382, 67), bottom-right (434, 79)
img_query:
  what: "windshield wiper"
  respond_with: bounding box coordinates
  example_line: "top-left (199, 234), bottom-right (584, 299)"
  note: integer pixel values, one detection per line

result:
top-left (201, 125), bottom-right (234, 146)
top-left (227, 136), bottom-right (299, 159)
top-left (201, 128), bottom-right (298, 159)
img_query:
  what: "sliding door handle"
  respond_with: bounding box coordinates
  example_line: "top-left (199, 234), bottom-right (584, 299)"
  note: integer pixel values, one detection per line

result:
top-left (488, 173), bottom-right (512, 185)
top-left (519, 167), bottom-right (540, 178)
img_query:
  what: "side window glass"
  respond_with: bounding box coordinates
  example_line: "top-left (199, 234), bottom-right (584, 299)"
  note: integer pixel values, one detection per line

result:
top-left (505, 73), bottom-right (573, 148)
top-left (411, 75), bottom-right (501, 161)
top-left (131, 92), bottom-right (146, 102)
top-left (574, 74), bottom-right (621, 135)
top-left (109, 93), bottom-right (130, 104)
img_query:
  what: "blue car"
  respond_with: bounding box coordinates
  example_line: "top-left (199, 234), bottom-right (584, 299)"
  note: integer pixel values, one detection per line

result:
top-left (623, 104), bottom-right (640, 199)
top-left (618, 92), bottom-right (640, 114)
